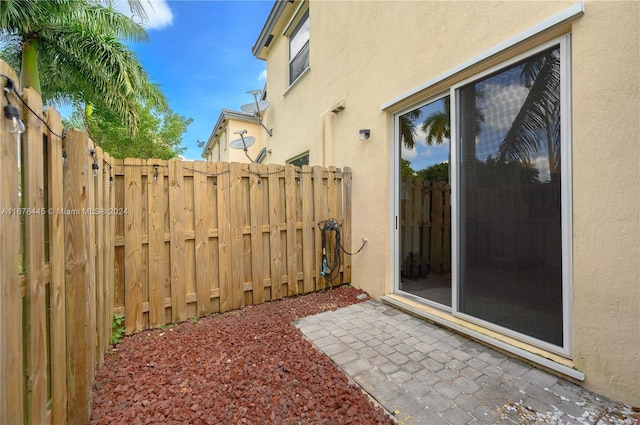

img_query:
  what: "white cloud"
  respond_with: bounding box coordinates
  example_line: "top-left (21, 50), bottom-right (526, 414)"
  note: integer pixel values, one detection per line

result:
top-left (401, 143), bottom-right (417, 160)
top-left (258, 69), bottom-right (267, 81)
top-left (481, 83), bottom-right (529, 133)
top-left (109, 0), bottom-right (173, 30)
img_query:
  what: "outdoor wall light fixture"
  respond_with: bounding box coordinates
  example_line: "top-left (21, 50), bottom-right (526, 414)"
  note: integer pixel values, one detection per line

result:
top-left (3, 79), bottom-right (25, 134)
top-left (4, 102), bottom-right (25, 134)
top-left (359, 129), bottom-right (370, 141)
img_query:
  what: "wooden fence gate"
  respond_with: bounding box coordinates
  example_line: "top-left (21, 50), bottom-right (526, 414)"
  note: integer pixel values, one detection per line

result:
top-left (111, 160), bottom-right (352, 334)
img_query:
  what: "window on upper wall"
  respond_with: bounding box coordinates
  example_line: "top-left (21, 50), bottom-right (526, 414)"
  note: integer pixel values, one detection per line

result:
top-left (288, 151), bottom-right (309, 167)
top-left (289, 9), bottom-right (309, 85)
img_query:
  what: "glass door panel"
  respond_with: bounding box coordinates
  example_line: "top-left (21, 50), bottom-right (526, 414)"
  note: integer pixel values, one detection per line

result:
top-left (457, 45), bottom-right (563, 345)
top-left (399, 96), bottom-right (451, 307)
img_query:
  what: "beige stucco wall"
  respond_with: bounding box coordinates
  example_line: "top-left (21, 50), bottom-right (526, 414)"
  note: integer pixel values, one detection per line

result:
top-left (259, 1), bottom-right (639, 404)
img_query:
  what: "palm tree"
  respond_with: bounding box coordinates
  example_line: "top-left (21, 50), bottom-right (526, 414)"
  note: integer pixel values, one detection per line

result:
top-left (498, 48), bottom-right (560, 178)
top-left (399, 98), bottom-right (452, 150)
top-left (0, 0), bottom-right (165, 133)
top-left (399, 108), bottom-right (422, 149)
top-left (420, 96), bottom-right (450, 145)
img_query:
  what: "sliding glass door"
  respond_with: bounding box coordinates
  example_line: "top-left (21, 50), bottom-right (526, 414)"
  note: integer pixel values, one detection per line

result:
top-left (395, 38), bottom-right (570, 351)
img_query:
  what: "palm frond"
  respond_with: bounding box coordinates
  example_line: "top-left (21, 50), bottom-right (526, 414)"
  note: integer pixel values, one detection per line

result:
top-left (57, 3), bottom-right (148, 43)
top-left (420, 96), bottom-right (451, 145)
top-left (39, 28), bottom-right (164, 133)
top-left (498, 48), bottom-right (560, 171)
top-left (420, 110), bottom-right (449, 145)
top-left (399, 109), bottom-right (422, 149)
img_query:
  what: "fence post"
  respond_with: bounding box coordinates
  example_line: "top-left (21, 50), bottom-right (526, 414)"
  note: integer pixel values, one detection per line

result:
top-left (0, 63), bottom-right (23, 425)
top-left (64, 130), bottom-right (91, 424)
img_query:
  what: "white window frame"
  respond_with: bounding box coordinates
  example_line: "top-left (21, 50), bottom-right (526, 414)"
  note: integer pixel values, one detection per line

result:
top-left (287, 7), bottom-right (310, 87)
top-left (394, 92), bottom-right (452, 313)
top-left (391, 34), bottom-right (573, 357)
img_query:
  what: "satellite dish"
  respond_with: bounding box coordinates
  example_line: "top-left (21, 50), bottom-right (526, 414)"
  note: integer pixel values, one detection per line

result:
top-left (229, 136), bottom-right (255, 150)
top-left (229, 129), bottom-right (260, 162)
top-left (197, 140), bottom-right (205, 148)
top-left (244, 89), bottom-right (273, 137)
top-left (240, 100), bottom-right (271, 115)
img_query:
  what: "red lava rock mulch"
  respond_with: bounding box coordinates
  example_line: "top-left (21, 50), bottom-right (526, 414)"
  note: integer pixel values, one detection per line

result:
top-left (91, 286), bottom-right (396, 425)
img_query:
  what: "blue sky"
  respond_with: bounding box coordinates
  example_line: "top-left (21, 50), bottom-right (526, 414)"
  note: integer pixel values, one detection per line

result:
top-left (109, 0), bottom-right (274, 160)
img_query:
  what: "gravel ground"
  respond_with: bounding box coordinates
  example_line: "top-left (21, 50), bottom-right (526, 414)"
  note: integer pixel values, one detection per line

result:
top-left (90, 286), bottom-right (396, 425)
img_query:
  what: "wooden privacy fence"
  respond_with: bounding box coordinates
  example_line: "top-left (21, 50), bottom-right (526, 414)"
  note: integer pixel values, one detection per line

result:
top-left (400, 177), bottom-right (451, 277)
top-left (0, 61), bottom-right (115, 424)
top-left (111, 160), bottom-right (352, 334)
top-left (0, 55), bottom-right (353, 424)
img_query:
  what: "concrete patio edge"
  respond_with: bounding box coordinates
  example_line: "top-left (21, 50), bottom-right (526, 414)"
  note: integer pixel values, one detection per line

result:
top-left (381, 294), bottom-right (586, 382)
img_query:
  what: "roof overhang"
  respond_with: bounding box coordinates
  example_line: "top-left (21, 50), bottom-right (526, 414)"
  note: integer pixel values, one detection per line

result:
top-left (201, 109), bottom-right (259, 158)
top-left (252, 0), bottom-right (292, 59)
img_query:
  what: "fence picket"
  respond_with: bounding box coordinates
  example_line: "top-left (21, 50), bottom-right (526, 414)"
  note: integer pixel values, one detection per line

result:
top-left (105, 154), bottom-right (116, 342)
top-left (21, 87), bottom-right (48, 424)
top-left (342, 167), bottom-right (352, 283)
top-left (0, 62), bottom-right (23, 425)
top-left (285, 165), bottom-right (298, 295)
top-left (268, 164), bottom-right (283, 299)
top-left (148, 160), bottom-right (166, 326)
top-left (301, 165), bottom-right (314, 293)
top-left (192, 160), bottom-right (212, 316)
top-left (248, 162), bottom-right (265, 304)
top-left (312, 166), bottom-right (325, 290)
top-left (124, 158), bottom-right (144, 333)
top-left (229, 162), bottom-right (244, 310)
top-left (85, 143), bottom-right (97, 390)
top-left (46, 107), bottom-right (67, 425)
top-left (216, 161), bottom-right (231, 312)
top-left (95, 147), bottom-right (106, 366)
top-left (168, 159), bottom-right (187, 322)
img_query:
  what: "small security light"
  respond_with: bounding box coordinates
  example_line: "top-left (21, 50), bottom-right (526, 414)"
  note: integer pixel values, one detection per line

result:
top-left (359, 129), bottom-right (371, 141)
